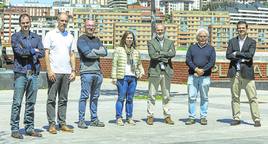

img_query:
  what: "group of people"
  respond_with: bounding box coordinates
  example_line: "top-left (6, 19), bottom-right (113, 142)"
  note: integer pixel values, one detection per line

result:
top-left (9, 12), bottom-right (262, 139)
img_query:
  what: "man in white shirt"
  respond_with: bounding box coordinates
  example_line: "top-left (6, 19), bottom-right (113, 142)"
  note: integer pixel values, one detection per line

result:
top-left (44, 12), bottom-right (76, 134)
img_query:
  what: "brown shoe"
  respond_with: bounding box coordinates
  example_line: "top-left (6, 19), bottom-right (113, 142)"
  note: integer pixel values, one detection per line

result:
top-left (254, 121), bottom-right (261, 127)
top-left (200, 118), bottom-right (207, 125)
top-left (48, 124), bottom-right (57, 134)
top-left (147, 116), bottom-right (154, 125)
top-left (164, 116), bottom-right (174, 125)
top-left (60, 124), bottom-right (74, 133)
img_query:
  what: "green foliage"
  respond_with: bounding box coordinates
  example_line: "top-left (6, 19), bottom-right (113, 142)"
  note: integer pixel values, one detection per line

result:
top-left (165, 14), bottom-right (171, 23)
top-left (0, 3), bottom-right (4, 8)
top-left (106, 45), bottom-right (114, 49)
top-left (263, 2), bottom-right (268, 8)
top-left (134, 95), bottom-right (162, 100)
top-left (176, 47), bottom-right (188, 51)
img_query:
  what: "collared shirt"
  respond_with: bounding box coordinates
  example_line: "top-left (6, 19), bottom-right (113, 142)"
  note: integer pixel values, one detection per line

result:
top-left (11, 31), bottom-right (45, 74)
top-left (43, 28), bottom-right (75, 74)
top-left (156, 36), bottom-right (164, 48)
top-left (239, 36), bottom-right (247, 51)
top-left (236, 36), bottom-right (247, 70)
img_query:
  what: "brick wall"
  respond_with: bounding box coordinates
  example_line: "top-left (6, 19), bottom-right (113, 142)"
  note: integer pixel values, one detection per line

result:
top-left (38, 58), bottom-right (268, 84)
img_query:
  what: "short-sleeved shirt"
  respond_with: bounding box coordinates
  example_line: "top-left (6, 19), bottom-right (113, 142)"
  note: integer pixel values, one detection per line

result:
top-left (43, 28), bottom-right (75, 74)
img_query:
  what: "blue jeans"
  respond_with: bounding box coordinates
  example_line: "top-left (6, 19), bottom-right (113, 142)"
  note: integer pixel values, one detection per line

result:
top-left (116, 76), bottom-right (137, 119)
top-left (10, 73), bottom-right (38, 133)
top-left (187, 75), bottom-right (211, 119)
top-left (79, 73), bottom-right (103, 122)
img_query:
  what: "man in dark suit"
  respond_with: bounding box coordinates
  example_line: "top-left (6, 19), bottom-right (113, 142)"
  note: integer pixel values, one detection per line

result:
top-left (226, 21), bottom-right (261, 127)
top-left (146, 24), bottom-right (176, 125)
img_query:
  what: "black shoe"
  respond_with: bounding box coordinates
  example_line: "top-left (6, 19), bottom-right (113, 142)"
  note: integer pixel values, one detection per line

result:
top-left (254, 121), bottom-right (261, 127)
top-left (185, 118), bottom-right (195, 125)
top-left (11, 131), bottom-right (23, 139)
top-left (230, 120), bottom-right (241, 126)
top-left (78, 120), bottom-right (88, 129)
top-left (90, 120), bottom-right (105, 127)
top-left (26, 131), bottom-right (42, 137)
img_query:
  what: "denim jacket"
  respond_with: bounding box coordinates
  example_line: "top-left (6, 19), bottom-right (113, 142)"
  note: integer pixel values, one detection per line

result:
top-left (11, 31), bottom-right (45, 74)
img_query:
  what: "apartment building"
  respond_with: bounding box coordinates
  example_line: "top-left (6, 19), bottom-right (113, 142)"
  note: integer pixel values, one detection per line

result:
top-left (209, 24), bottom-right (268, 50)
top-left (12, 3), bottom-right (51, 17)
top-left (2, 8), bottom-right (25, 46)
top-left (172, 11), bottom-right (230, 48)
top-left (140, 0), bottom-right (195, 14)
top-left (159, 0), bottom-right (194, 15)
top-left (216, 2), bottom-right (268, 25)
top-left (107, 0), bottom-right (127, 9)
top-left (70, 0), bottom-right (108, 6)
top-left (73, 8), bottom-right (164, 48)
top-left (113, 23), bottom-right (177, 49)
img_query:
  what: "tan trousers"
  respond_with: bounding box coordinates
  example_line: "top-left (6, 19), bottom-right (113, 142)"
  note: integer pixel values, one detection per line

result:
top-left (231, 72), bottom-right (260, 121)
top-left (147, 74), bottom-right (171, 118)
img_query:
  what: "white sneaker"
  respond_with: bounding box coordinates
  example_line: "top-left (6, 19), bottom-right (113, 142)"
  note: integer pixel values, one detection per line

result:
top-left (117, 118), bottom-right (124, 126)
top-left (127, 118), bottom-right (136, 125)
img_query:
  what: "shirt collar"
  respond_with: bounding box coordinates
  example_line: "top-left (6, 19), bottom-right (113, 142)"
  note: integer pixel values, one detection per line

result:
top-left (197, 42), bottom-right (208, 48)
top-left (238, 36), bottom-right (247, 41)
top-left (155, 36), bottom-right (164, 42)
top-left (55, 28), bottom-right (69, 37)
top-left (55, 28), bottom-right (67, 33)
top-left (18, 31), bottom-right (35, 39)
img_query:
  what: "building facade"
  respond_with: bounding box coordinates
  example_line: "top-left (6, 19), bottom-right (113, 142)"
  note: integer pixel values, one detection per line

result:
top-left (73, 8), bottom-right (164, 48)
top-left (2, 8), bottom-right (25, 46)
top-left (113, 23), bottom-right (177, 49)
top-left (172, 11), bottom-right (230, 48)
top-left (107, 0), bottom-right (127, 9)
top-left (12, 2), bottom-right (51, 17)
top-left (209, 24), bottom-right (268, 50)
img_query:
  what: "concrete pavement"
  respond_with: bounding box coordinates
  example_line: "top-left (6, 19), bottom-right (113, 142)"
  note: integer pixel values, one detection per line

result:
top-left (1, 77), bottom-right (268, 144)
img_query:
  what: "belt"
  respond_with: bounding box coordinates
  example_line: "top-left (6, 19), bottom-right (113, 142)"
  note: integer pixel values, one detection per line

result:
top-left (26, 70), bottom-right (34, 76)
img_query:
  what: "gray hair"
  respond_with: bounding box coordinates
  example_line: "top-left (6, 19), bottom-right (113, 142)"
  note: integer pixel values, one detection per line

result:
top-left (153, 23), bottom-right (167, 39)
top-left (196, 28), bottom-right (209, 41)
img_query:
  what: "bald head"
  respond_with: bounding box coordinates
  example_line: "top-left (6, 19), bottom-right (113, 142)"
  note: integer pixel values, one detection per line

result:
top-left (155, 24), bottom-right (166, 40)
top-left (156, 24), bottom-right (165, 30)
top-left (84, 19), bottom-right (96, 37)
top-left (85, 20), bottom-right (95, 28)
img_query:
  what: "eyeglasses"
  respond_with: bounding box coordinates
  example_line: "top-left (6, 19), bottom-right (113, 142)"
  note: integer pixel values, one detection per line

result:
top-left (86, 24), bottom-right (96, 28)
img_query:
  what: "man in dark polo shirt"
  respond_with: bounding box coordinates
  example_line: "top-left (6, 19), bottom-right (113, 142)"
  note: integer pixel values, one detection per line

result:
top-left (185, 28), bottom-right (216, 125)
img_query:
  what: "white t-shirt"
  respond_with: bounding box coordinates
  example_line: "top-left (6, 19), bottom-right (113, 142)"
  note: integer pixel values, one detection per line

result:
top-left (125, 63), bottom-right (135, 76)
top-left (43, 28), bottom-right (75, 74)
